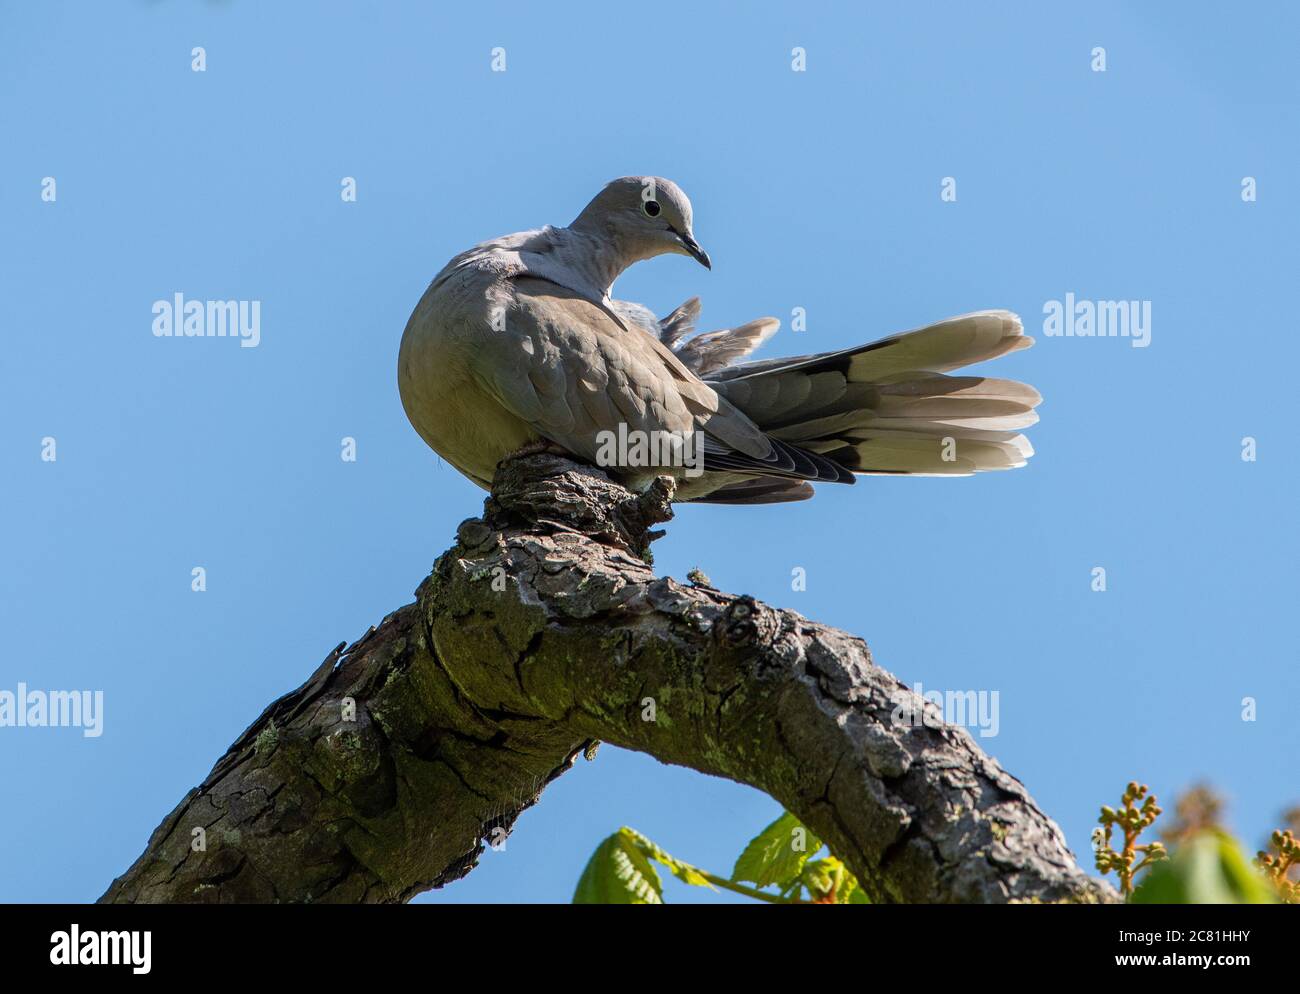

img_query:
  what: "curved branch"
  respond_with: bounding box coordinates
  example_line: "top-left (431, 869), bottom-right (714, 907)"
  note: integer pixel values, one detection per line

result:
top-left (100, 455), bottom-right (1114, 904)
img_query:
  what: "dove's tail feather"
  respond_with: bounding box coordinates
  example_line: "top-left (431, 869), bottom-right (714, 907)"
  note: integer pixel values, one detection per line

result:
top-left (701, 432), bottom-right (856, 484)
top-left (689, 477), bottom-right (816, 504)
top-left (697, 311), bottom-right (1039, 496)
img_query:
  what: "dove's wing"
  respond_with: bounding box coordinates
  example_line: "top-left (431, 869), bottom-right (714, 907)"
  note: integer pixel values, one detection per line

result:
top-left (466, 277), bottom-right (850, 483)
top-left (652, 299), bottom-right (777, 376)
top-left (674, 318), bottom-right (779, 377)
top-left (656, 297), bottom-right (701, 348)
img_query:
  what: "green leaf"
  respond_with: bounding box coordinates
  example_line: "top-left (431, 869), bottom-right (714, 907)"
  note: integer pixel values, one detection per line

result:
top-left (833, 865), bottom-right (871, 904)
top-left (664, 862), bottom-right (713, 888)
top-left (845, 882), bottom-right (872, 904)
top-left (573, 829), bottom-right (665, 904)
top-left (732, 811), bottom-right (824, 889)
top-left (803, 855), bottom-right (871, 903)
top-left (801, 858), bottom-right (838, 900)
top-left (1132, 831), bottom-right (1276, 905)
top-left (623, 828), bottom-right (716, 891)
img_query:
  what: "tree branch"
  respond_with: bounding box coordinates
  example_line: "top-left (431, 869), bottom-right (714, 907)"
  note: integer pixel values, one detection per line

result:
top-left (100, 455), bottom-right (1115, 904)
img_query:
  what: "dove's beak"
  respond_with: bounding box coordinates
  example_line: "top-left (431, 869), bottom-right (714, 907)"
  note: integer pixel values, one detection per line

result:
top-left (678, 232), bottom-right (712, 270)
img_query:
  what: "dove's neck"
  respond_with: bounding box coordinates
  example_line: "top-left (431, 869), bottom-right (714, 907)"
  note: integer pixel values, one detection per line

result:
top-left (556, 223), bottom-right (647, 299)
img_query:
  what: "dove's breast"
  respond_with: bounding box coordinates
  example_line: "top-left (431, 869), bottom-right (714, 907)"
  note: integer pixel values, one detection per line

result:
top-left (398, 269), bottom-right (538, 488)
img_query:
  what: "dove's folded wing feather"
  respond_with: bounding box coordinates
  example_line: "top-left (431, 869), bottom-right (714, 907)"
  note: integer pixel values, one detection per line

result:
top-left (466, 279), bottom-right (850, 483)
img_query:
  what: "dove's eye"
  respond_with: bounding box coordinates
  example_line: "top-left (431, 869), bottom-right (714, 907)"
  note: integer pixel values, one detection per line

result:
top-left (641, 199), bottom-right (661, 219)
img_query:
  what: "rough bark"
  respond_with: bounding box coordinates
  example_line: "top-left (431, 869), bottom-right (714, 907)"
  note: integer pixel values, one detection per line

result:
top-left (100, 454), bottom-right (1115, 904)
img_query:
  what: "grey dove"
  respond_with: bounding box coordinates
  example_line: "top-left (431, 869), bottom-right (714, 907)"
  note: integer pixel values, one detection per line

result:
top-left (398, 176), bottom-right (1041, 504)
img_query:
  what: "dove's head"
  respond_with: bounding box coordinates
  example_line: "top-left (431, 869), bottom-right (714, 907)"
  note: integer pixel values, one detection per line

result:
top-left (570, 176), bottom-right (711, 270)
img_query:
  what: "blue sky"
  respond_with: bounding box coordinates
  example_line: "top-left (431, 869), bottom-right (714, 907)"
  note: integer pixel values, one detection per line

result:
top-left (2, 1), bottom-right (1295, 903)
